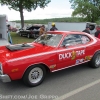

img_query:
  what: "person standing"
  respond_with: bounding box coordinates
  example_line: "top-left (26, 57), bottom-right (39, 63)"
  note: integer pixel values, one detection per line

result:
top-left (50, 23), bottom-right (58, 31)
top-left (82, 26), bottom-right (90, 34)
top-left (39, 25), bottom-right (45, 36)
top-left (95, 25), bottom-right (100, 39)
top-left (7, 24), bottom-right (12, 44)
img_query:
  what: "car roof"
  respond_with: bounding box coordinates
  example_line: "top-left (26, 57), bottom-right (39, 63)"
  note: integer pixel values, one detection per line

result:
top-left (26, 25), bottom-right (41, 30)
top-left (48, 31), bottom-right (87, 35)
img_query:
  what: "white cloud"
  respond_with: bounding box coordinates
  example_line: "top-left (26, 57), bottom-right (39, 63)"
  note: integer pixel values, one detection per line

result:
top-left (24, 7), bottom-right (73, 20)
top-left (0, 6), bottom-right (19, 21)
top-left (0, 2), bottom-right (73, 21)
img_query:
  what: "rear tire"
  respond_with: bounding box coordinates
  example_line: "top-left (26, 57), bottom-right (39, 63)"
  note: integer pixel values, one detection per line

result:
top-left (90, 52), bottom-right (100, 68)
top-left (23, 65), bottom-right (46, 87)
top-left (33, 33), bottom-right (39, 39)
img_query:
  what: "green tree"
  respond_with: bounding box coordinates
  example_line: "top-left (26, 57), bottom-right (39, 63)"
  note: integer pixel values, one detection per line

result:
top-left (0, 0), bottom-right (51, 28)
top-left (69, 0), bottom-right (100, 22)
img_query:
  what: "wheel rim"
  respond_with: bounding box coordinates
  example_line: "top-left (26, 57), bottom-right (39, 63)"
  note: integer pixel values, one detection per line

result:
top-left (19, 33), bottom-right (22, 36)
top-left (34, 34), bottom-right (36, 38)
top-left (95, 54), bottom-right (100, 67)
top-left (28, 67), bottom-right (43, 84)
top-left (27, 34), bottom-right (29, 38)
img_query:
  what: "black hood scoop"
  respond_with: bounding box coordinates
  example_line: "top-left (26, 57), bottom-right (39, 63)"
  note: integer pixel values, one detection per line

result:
top-left (6, 43), bottom-right (34, 51)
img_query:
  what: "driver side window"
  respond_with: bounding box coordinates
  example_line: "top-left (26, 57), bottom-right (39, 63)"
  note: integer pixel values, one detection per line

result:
top-left (61, 34), bottom-right (82, 47)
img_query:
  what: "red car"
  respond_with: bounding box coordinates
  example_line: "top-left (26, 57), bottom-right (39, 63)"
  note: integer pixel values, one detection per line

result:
top-left (0, 31), bottom-right (100, 87)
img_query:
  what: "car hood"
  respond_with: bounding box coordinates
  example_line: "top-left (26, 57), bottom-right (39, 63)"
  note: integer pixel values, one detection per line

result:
top-left (6, 43), bottom-right (33, 51)
top-left (0, 43), bottom-right (56, 61)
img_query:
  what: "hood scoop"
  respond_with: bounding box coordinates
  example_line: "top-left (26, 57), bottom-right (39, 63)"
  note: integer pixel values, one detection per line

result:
top-left (6, 43), bottom-right (34, 51)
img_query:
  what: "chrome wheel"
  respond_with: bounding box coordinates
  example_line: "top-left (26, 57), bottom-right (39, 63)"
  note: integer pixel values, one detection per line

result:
top-left (95, 54), bottom-right (100, 67)
top-left (23, 65), bottom-right (46, 87)
top-left (27, 34), bottom-right (30, 38)
top-left (33, 34), bottom-right (37, 39)
top-left (28, 67), bottom-right (43, 84)
top-left (19, 33), bottom-right (22, 36)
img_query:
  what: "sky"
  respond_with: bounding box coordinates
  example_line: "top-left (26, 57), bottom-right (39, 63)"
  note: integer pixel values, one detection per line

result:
top-left (0, 0), bottom-right (73, 21)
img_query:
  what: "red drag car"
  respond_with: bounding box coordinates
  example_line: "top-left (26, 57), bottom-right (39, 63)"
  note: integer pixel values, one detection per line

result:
top-left (0, 31), bottom-right (100, 87)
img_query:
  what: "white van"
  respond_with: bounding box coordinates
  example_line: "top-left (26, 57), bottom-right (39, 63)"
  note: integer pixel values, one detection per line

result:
top-left (0, 15), bottom-right (10, 46)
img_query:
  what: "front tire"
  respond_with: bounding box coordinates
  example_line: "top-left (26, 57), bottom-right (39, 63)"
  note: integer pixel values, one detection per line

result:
top-left (27, 34), bottom-right (30, 38)
top-left (90, 52), bottom-right (100, 68)
top-left (19, 32), bottom-right (22, 37)
top-left (23, 65), bottom-right (46, 87)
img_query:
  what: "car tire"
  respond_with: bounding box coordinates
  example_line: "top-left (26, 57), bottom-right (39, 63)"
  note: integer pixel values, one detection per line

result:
top-left (23, 65), bottom-right (46, 87)
top-left (34, 34), bottom-right (37, 39)
top-left (90, 52), bottom-right (100, 68)
top-left (19, 33), bottom-right (22, 37)
top-left (27, 34), bottom-right (30, 38)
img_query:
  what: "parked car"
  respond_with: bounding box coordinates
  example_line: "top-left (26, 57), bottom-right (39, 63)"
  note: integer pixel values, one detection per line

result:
top-left (19, 25), bottom-right (41, 39)
top-left (11, 27), bottom-right (18, 32)
top-left (0, 31), bottom-right (100, 87)
top-left (9, 26), bottom-right (18, 32)
top-left (16, 28), bottom-right (24, 34)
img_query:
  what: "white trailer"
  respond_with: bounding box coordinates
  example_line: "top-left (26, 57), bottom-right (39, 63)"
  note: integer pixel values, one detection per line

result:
top-left (0, 15), bottom-right (10, 46)
top-left (48, 22), bottom-right (97, 35)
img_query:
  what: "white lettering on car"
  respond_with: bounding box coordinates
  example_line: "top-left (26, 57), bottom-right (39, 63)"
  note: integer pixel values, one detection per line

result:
top-left (59, 49), bottom-right (85, 60)
top-left (59, 52), bottom-right (72, 60)
top-left (76, 50), bottom-right (85, 56)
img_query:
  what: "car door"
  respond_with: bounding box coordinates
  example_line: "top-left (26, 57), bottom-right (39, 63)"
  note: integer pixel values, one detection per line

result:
top-left (56, 34), bottom-right (86, 70)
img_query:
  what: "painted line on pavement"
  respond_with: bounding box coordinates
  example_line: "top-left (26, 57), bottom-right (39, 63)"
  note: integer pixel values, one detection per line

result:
top-left (53, 79), bottom-right (100, 100)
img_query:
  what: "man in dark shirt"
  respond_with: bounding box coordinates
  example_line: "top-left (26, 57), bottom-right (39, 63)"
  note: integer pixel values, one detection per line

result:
top-left (95, 26), bottom-right (100, 38)
top-left (50, 23), bottom-right (58, 31)
top-left (82, 26), bottom-right (90, 34)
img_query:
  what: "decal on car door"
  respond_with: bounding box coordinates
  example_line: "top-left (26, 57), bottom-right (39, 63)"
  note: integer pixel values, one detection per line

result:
top-left (59, 49), bottom-right (85, 60)
top-left (75, 55), bottom-right (92, 64)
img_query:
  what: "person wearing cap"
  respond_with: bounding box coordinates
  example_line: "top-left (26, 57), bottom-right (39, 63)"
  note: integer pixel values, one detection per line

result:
top-left (82, 26), bottom-right (90, 34)
top-left (39, 25), bottom-right (45, 36)
top-left (95, 25), bottom-right (100, 39)
top-left (50, 23), bottom-right (58, 31)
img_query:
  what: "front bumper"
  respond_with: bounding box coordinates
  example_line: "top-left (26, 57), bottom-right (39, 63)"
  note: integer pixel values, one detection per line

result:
top-left (0, 74), bottom-right (11, 82)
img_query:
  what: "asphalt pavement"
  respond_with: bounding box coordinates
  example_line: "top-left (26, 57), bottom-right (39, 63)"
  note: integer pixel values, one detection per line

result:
top-left (0, 63), bottom-right (100, 100)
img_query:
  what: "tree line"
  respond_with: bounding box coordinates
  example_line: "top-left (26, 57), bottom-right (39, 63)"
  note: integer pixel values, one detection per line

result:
top-left (13, 17), bottom-right (100, 24)
top-left (13, 17), bottom-right (84, 24)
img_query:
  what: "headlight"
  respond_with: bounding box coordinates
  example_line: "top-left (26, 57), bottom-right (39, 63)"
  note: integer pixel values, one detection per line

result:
top-left (0, 63), bottom-right (3, 75)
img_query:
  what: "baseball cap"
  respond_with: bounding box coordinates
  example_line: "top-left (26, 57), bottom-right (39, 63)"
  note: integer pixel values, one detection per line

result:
top-left (52, 23), bottom-right (55, 26)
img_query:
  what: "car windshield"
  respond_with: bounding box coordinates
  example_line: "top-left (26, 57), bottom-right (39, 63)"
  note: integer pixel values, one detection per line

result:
top-left (34, 33), bottom-right (63, 47)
